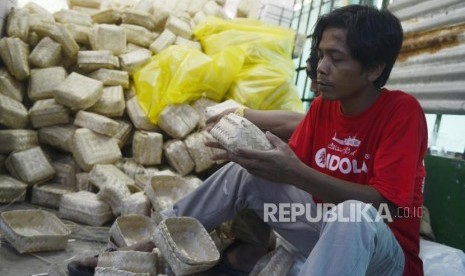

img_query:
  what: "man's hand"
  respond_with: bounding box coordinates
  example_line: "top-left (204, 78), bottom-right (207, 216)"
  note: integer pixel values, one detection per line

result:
top-left (206, 131), bottom-right (303, 184)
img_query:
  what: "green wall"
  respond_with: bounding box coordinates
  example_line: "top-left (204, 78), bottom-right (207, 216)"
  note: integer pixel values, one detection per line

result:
top-left (424, 155), bottom-right (465, 251)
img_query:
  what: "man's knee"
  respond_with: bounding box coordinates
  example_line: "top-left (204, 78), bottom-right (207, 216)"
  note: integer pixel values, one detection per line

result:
top-left (326, 200), bottom-right (379, 223)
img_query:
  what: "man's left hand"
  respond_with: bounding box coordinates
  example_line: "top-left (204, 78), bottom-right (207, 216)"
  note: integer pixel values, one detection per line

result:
top-left (227, 131), bottom-right (303, 184)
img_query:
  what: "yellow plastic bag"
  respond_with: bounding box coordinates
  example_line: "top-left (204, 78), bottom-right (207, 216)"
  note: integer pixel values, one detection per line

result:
top-left (195, 17), bottom-right (304, 112)
top-left (227, 46), bottom-right (303, 111)
top-left (194, 17), bottom-right (295, 57)
top-left (133, 45), bottom-right (244, 124)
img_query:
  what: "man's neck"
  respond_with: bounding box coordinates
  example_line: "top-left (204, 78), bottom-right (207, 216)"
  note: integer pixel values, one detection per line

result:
top-left (339, 86), bottom-right (381, 116)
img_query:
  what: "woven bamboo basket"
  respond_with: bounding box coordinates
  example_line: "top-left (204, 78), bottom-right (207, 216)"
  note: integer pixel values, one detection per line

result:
top-left (119, 49), bottom-right (153, 74)
top-left (204, 99), bottom-right (243, 122)
top-left (121, 192), bottom-right (151, 217)
top-left (38, 124), bottom-right (76, 153)
top-left (191, 98), bottom-right (218, 129)
top-left (202, 131), bottom-right (227, 165)
top-left (0, 175), bottom-right (27, 203)
top-left (149, 29), bottom-right (175, 54)
top-left (0, 129), bottom-right (38, 154)
top-left (74, 110), bottom-right (119, 137)
top-left (53, 72), bottom-right (103, 110)
top-left (109, 214), bottom-right (157, 248)
top-left (90, 24), bottom-right (126, 55)
top-left (77, 50), bottom-right (119, 72)
top-left (0, 68), bottom-right (23, 102)
top-left (112, 120), bottom-right (134, 148)
top-left (28, 37), bottom-right (62, 68)
top-left (0, 93), bottom-right (29, 129)
top-left (97, 250), bottom-right (157, 275)
top-left (163, 140), bottom-right (194, 176)
top-left (249, 246), bottom-right (294, 276)
top-left (54, 9), bottom-right (92, 27)
top-left (87, 86), bottom-right (126, 118)
top-left (184, 131), bottom-right (214, 173)
top-left (158, 104), bottom-right (199, 139)
top-left (31, 22), bottom-right (79, 58)
top-left (6, 8), bottom-right (29, 42)
top-left (210, 113), bottom-right (273, 152)
top-left (92, 184), bottom-right (131, 217)
top-left (31, 183), bottom-right (75, 208)
top-left (132, 131), bottom-right (163, 166)
top-left (95, 267), bottom-right (150, 276)
top-left (152, 217), bottom-right (220, 275)
top-left (52, 157), bottom-right (80, 187)
top-left (88, 69), bottom-right (129, 88)
top-left (28, 67), bottom-right (67, 101)
top-left (75, 172), bottom-right (90, 191)
top-left (65, 22), bottom-right (91, 45)
top-left (124, 83), bottom-right (136, 100)
top-left (89, 165), bottom-right (132, 216)
top-left (0, 37), bottom-right (30, 81)
top-left (134, 174), bottom-right (151, 191)
top-left (0, 209), bottom-right (71, 253)
top-left (174, 37), bottom-right (202, 51)
top-left (5, 146), bottom-right (56, 185)
top-left (70, 128), bottom-right (122, 171)
top-left (183, 175), bottom-right (203, 191)
top-left (89, 164), bottom-right (135, 190)
top-left (133, 166), bottom-right (164, 191)
top-left (121, 10), bottom-right (156, 31)
top-left (144, 175), bottom-right (193, 212)
top-left (115, 158), bottom-right (146, 180)
top-left (92, 9), bottom-right (121, 24)
top-left (126, 97), bottom-right (159, 131)
top-left (28, 99), bottom-right (70, 128)
top-left (59, 191), bottom-right (114, 226)
top-left (121, 24), bottom-right (158, 48)
top-left (165, 16), bottom-right (192, 39)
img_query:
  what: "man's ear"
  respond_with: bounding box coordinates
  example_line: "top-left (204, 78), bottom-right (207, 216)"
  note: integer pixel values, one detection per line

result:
top-left (367, 63), bottom-right (386, 82)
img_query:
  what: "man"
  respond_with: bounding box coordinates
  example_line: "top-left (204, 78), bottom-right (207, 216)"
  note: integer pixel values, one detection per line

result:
top-left (70, 5), bottom-right (427, 276)
top-left (163, 5), bottom-right (427, 276)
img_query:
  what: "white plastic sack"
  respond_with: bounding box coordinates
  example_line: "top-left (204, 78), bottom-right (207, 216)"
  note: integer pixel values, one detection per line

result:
top-left (420, 238), bottom-right (465, 276)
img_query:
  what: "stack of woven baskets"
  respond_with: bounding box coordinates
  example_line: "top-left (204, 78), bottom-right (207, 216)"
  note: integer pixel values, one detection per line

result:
top-left (0, 0), bottom-right (241, 221)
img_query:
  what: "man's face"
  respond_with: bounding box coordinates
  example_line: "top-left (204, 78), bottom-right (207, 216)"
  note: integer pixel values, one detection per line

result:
top-left (316, 27), bottom-right (371, 101)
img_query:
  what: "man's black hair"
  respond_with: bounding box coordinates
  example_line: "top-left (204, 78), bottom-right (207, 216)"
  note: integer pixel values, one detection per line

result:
top-left (311, 5), bottom-right (403, 88)
top-left (306, 48), bottom-right (318, 80)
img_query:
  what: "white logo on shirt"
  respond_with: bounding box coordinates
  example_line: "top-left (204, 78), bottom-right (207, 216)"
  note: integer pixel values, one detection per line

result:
top-left (315, 148), bottom-right (368, 174)
top-left (332, 133), bottom-right (361, 147)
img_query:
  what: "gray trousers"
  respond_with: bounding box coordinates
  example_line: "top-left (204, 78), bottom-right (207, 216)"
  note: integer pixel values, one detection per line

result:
top-left (161, 162), bottom-right (405, 276)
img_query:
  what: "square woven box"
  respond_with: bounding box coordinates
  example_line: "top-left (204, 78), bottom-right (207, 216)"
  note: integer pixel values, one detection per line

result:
top-left (152, 217), bottom-right (220, 275)
top-left (59, 191), bottom-right (113, 226)
top-left (109, 214), bottom-right (157, 248)
top-left (0, 209), bottom-right (71, 253)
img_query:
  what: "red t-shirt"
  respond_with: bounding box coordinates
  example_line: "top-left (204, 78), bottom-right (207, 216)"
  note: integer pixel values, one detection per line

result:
top-left (289, 89), bottom-right (427, 276)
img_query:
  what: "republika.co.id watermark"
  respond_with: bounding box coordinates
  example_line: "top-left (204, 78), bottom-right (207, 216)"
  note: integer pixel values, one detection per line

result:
top-left (263, 202), bottom-right (423, 223)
